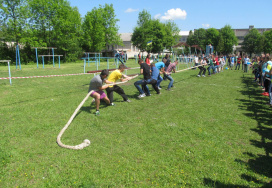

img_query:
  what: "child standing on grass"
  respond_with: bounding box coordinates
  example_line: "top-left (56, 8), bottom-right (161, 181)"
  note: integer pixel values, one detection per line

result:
top-left (88, 69), bottom-right (112, 116)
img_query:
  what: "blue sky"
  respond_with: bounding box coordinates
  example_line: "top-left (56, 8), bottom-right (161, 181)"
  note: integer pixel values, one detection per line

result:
top-left (69, 0), bottom-right (272, 33)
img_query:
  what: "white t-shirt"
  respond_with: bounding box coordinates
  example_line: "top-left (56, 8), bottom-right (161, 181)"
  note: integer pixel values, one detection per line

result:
top-left (195, 57), bottom-right (199, 64)
top-left (244, 58), bottom-right (249, 64)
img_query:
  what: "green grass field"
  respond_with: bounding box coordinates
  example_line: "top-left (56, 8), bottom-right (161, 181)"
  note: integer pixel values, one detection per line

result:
top-left (0, 60), bottom-right (271, 187)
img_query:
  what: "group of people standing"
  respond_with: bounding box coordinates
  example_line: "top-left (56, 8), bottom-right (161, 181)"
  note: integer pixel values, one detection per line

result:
top-left (88, 54), bottom-right (178, 115)
top-left (226, 55), bottom-right (250, 72)
top-left (251, 53), bottom-right (272, 107)
top-left (196, 55), bottom-right (226, 77)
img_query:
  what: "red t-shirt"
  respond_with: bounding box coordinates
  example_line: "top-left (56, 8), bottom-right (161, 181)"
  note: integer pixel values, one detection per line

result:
top-left (237, 58), bottom-right (241, 64)
top-left (145, 58), bottom-right (150, 66)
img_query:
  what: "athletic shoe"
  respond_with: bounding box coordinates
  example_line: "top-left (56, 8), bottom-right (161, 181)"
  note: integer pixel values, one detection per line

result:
top-left (264, 92), bottom-right (269, 96)
top-left (167, 88), bottom-right (172, 91)
top-left (95, 111), bottom-right (100, 116)
top-left (146, 94), bottom-right (151, 96)
top-left (109, 103), bottom-right (115, 106)
top-left (202, 75), bottom-right (206, 77)
top-left (197, 75), bottom-right (201, 77)
top-left (138, 93), bottom-right (146, 98)
top-left (124, 99), bottom-right (131, 102)
top-left (158, 87), bottom-right (162, 90)
top-left (157, 92), bottom-right (161, 94)
top-left (91, 98), bottom-right (95, 103)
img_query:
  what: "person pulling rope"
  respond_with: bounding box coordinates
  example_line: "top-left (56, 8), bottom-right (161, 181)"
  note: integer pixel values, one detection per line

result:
top-left (56, 73), bottom-right (139, 150)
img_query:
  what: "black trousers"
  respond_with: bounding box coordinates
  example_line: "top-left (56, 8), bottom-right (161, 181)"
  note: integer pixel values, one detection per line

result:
top-left (198, 66), bottom-right (206, 75)
top-left (142, 79), bottom-right (160, 94)
top-left (106, 85), bottom-right (128, 103)
top-left (264, 78), bottom-right (270, 92)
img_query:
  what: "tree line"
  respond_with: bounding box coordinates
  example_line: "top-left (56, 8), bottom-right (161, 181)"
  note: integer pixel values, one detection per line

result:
top-left (185, 25), bottom-right (272, 57)
top-left (1, 0), bottom-right (271, 65)
top-left (0, 0), bottom-right (121, 64)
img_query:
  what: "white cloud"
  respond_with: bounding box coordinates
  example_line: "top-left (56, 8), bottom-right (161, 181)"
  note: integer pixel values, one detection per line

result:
top-left (154, 14), bottom-right (161, 19)
top-left (202, 24), bottom-right (210, 28)
top-left (125, 8), bottom-right (139, 13)
top-left (160, 8), bottom-right (187, 21)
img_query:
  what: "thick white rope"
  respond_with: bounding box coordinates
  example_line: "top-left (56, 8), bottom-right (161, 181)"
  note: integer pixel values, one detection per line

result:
top-left (56, 74), bottom-right (139, 150)
top-left (175, 64), bottom-right (205, 73)
top-left (56, 64), bottom-right (207, 150)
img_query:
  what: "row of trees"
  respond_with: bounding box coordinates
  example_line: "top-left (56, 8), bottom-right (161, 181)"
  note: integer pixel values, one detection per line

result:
top-left (185, 25), bottom-right (272, 56)
top-left (186, 25), bottom-right (238, 55)
top-left (242, 28), bottom-right (272, 56)
top-left (0, 0), bottom-right (121, 63)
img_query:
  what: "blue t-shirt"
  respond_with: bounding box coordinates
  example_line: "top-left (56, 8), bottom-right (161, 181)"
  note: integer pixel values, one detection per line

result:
top-left (231, 57), bottom-right (235, 63)
top-left (155, 62), bottom-right (165, 70)
top-left (151, 66), bottom-right (160, 80)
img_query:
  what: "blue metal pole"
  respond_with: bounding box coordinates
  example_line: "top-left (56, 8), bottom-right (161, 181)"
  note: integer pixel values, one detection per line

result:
top-left (52, 48), bottom-right (55, 67)
top-left (17, 45), bottom-right (21, 70)
top-left (36, 48), bottom-right (39, 68)
top-left (42, 56), bottom-right (45, 69)
top-left (107, 58), bottom-right (109, 69)
top-left (84, 59), bottom-right (86, 73)
top-left (96, 59), bottom-right (98, 72)
top-left (88, 53), bottom-right (90, 67)
top-left (8, 61), bottom-right (12, 85)
top-left (58, 56), bottom-right (60, 68)
top-left (16, 46), bottom-right (18, 69)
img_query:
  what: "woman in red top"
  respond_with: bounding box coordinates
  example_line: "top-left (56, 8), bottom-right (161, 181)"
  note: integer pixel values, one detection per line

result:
top-left (145, 54), bottom-right (151, 66)
top-left (235, 56), bottom-right (242, 70)
top-left (214, 57), bottom-right (220, 73)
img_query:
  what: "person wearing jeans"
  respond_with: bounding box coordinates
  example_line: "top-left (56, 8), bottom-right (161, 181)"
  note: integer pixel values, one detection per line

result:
top-left (134, 59), bottom-right (160, 97)
top-left (165, 60), bottom-right (178, 90)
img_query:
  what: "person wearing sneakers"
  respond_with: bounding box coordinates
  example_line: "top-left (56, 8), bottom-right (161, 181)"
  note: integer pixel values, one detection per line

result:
top-left (164, 60), bottom-right (178, 91)
top-left (106, 64), bottom-right (132, 104)
top-left (134, 59), bottom-right (160, 98)
top-left (262, 56), bottom-right (272, 96)
top-left (88, 69), bottom-right (112, 116)
top-left (267, 58), bottom-right (272, 107)
top-left (155, 59), bottom-right (166, 89)
top-left (197, 56), bottom-right (207, 77)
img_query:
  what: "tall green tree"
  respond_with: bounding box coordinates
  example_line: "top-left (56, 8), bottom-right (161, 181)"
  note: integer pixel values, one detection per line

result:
top-left (242, 28), bottom-right (262, 56)
top-left (0, 0), bottom-right (27, 43)
top-left (217, 34), bottom-right (224, 54)
top-left (101, 4), bottom-right (122, 47)
top-left (263, 30), bottom-right (272, 54)
top-left (131, 10), bottom-right (152, 53)
top-left (82, 8), bottom-right (105, 52)
top-left (82, 4), bottom-right (121, 52)
top-left (219, 25), bottom-right (238, 54)
top-left (51, 2), bottom-right (82, 61)
top-left (28, 0), bottom-right (58, 44)
top-left (205, 28), bottom-right (219, 50)
top-left (163, 21), bottom-right (180, 49)
top-left (131, 10), bottom-right (180, 53)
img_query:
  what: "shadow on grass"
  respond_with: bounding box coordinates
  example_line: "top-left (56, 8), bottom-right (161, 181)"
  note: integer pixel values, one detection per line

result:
top-left (203, 73), bottom-right (272, 187)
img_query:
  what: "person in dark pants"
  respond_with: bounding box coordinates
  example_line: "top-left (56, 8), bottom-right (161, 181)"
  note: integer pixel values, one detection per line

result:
top-left (106, 64), bottom-right (132, 104)
top-left (197, 57), bottom-right (207, 77)
top-left (134, 59), bottom-right (160, 98)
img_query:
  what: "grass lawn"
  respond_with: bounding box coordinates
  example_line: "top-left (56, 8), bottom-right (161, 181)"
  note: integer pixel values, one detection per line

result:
top-left (0, 60), bottom-right (271, 187)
